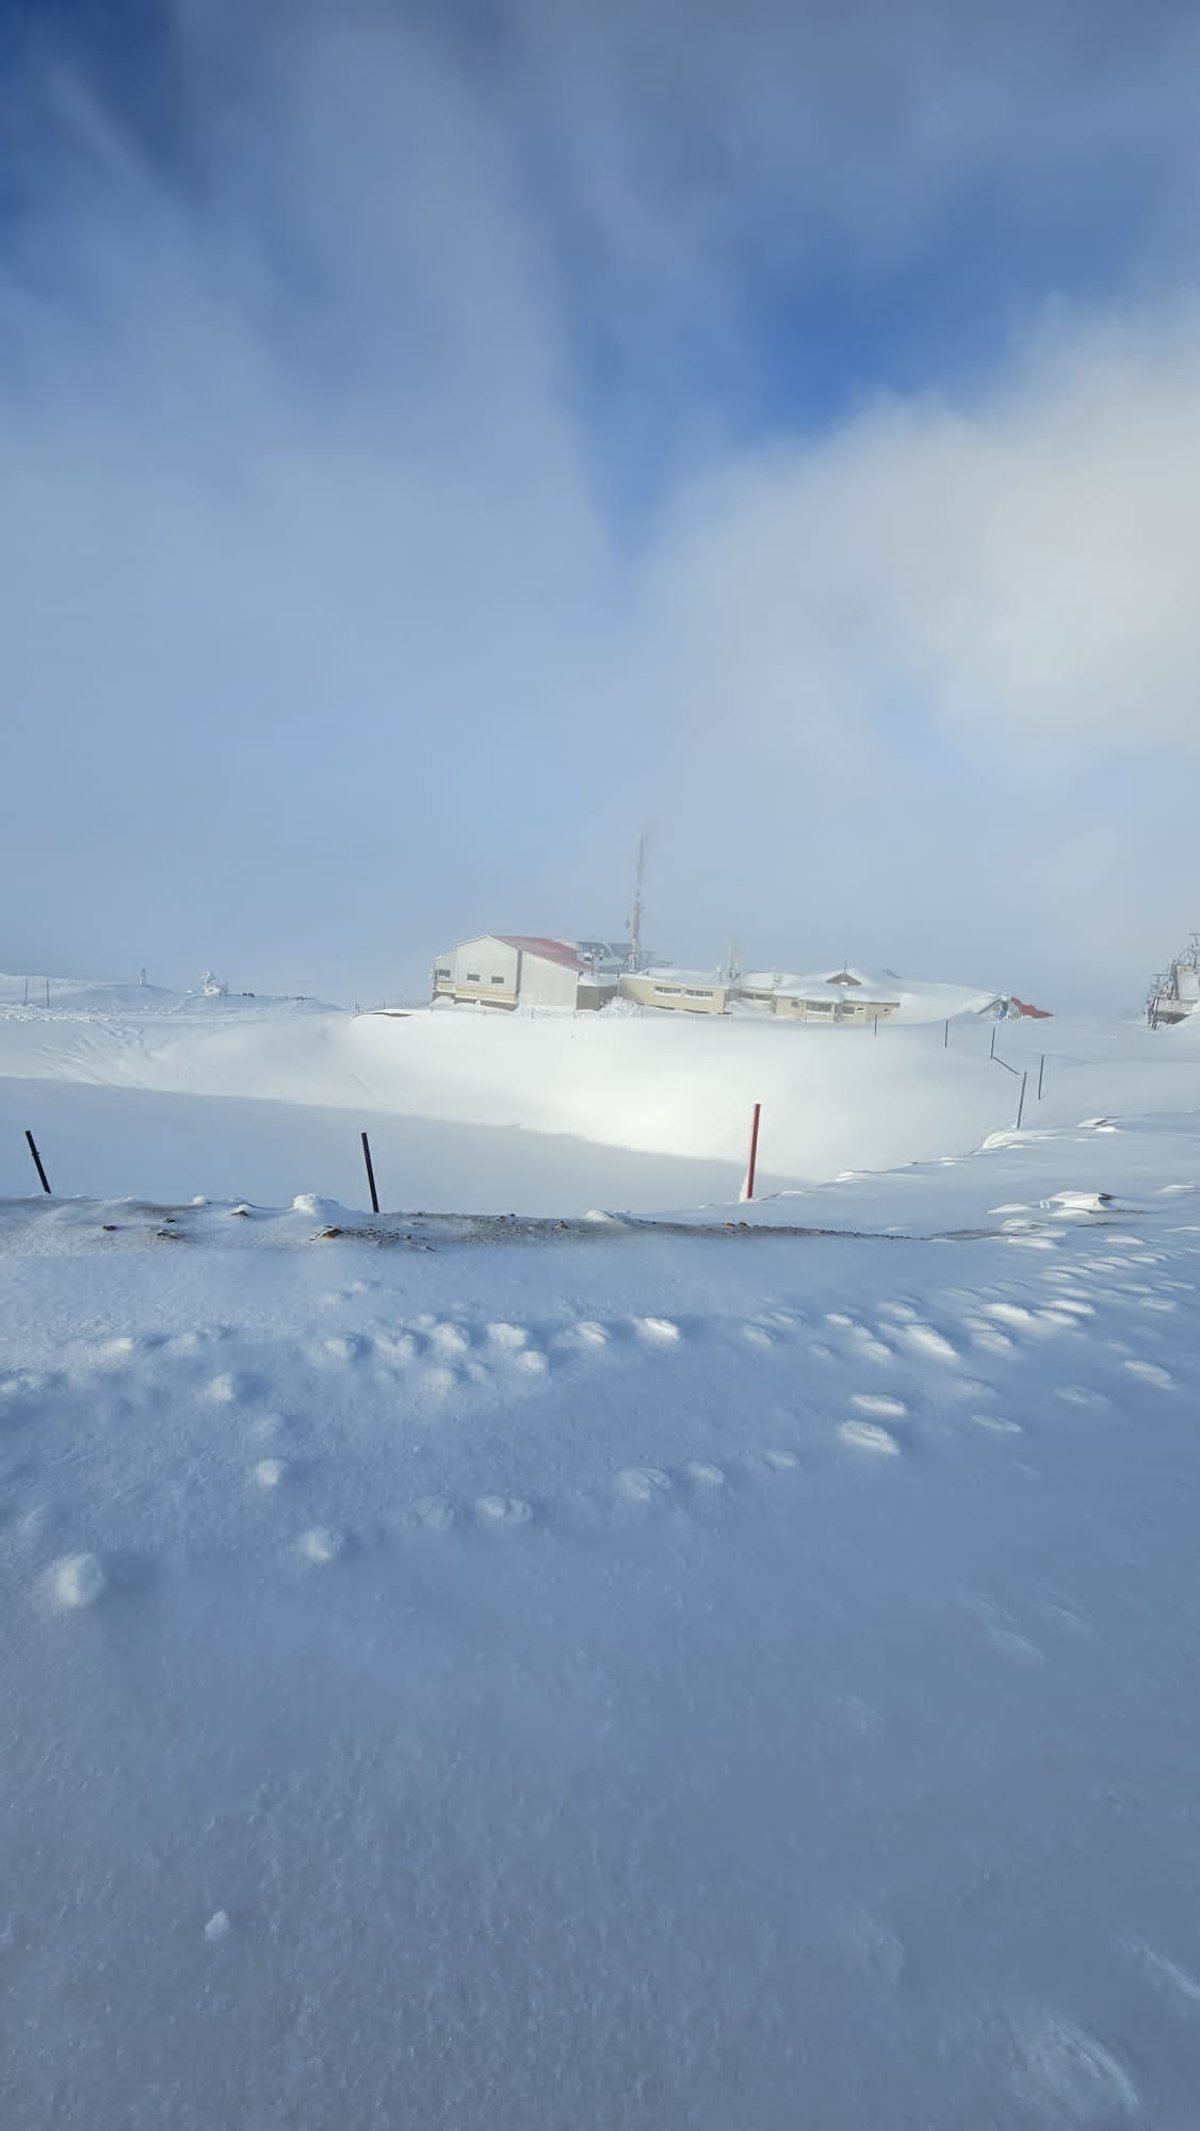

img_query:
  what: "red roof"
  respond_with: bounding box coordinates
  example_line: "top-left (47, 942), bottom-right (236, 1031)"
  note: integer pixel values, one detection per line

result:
top-left (1010, 997), bottom-right (1053, 1019)
top-left (497, 935), bottom-right (588, 973)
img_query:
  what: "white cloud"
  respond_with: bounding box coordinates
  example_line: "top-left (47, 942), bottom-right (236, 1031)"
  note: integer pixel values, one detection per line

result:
top-left (1, 3), bottom-right (1198, 1010)
top-left (640, 304), bottom-right (1200, 763)
top-left (614, 304), bottom-right (1200, 996)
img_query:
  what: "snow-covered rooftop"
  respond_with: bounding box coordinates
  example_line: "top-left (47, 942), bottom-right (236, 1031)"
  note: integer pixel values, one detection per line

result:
top-left (739, 966), bottom-right (898, 999)
top-left (774, 972), bottom-right (901, 1003)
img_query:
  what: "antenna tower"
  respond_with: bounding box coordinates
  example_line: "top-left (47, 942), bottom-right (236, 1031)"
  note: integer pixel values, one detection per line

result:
top-left (628, 828), bottom-right (650, 971)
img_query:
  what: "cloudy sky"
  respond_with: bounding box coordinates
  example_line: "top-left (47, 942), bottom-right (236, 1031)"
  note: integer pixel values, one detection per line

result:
top-left (2, 0), bottom-right (1198, 1006)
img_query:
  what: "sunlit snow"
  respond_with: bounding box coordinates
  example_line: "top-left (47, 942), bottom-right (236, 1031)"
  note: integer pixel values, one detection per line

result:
top-left (3, 982), bottom-right (1200, 2126)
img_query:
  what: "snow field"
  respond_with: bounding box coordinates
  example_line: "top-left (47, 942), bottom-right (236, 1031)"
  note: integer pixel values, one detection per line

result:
top-left (6, 993), bottom-right (1200, 2122)
top-left (3, 981), bottom-right (1191, 1212)
top-left (3, 1156), bottom-right (1200, 2126)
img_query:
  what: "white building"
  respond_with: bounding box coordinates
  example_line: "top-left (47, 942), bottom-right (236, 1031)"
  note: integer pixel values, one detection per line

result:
top-left (431, 936), bottom-right (617, 1012)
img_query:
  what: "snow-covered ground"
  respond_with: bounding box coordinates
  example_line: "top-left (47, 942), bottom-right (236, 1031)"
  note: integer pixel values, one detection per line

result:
top-left (0, 975), bottom-right (1189, 1211)
top-left (3, 986), bottom-right (1200, 2125)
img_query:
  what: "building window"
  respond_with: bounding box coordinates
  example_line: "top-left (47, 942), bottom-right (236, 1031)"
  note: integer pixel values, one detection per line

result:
top-left (466, 972), bottom-right (481, 982)
top-left (653, 984), bottom-right (681, 995)
top-left (434, 967), bottom-right (451, 978)
top-left (684, 988), bottom-right (713, 998)
top-left (490, 975), bottom-right (506, 985)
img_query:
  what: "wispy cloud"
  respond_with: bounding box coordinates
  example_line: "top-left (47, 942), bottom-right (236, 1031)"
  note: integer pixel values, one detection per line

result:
top-left (1, 2), bottom-right (1196, 1004)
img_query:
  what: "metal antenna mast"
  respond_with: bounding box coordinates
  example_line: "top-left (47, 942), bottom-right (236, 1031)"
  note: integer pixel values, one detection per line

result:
top-left (628, 828), bottom-right (650, 971)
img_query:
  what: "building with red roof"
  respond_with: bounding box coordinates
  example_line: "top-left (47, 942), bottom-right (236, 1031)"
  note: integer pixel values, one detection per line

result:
top-left (431, 935), bottom-right (618, 1012)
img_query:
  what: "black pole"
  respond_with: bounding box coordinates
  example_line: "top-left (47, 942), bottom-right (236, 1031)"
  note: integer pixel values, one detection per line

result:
top-left (990, 1024), bottom-right (996, 1059)
top-left (1037, 1052), bottom-right (1046, 1101)
top-left (1015, 1070), bottom-right (1028, 1132)
top-left (360, 1130), bottom-right (379, 1214)
top-left (25, 1130), bottom-right (51, 1195)
top-left (943, 1019), bottom-right (949, 1049)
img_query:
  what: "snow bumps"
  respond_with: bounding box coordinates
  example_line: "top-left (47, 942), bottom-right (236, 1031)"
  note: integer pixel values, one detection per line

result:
top-left (3, 1181), bottom-right (1200, 2131)
top-left (6, 1222), bottom-right (1192, 1607)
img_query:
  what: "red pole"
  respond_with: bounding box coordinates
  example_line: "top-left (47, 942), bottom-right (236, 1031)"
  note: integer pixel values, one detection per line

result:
top-left (743, 1101), bottom-right (762, 1202)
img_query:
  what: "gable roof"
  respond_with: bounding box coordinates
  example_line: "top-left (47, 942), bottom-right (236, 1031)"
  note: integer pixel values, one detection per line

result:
top-left (496, 935), bottom-right (588, 973)
top-left (768, 969), bottom-right (901, 1004)
top-left (739, 965), bottom-right (884, 996)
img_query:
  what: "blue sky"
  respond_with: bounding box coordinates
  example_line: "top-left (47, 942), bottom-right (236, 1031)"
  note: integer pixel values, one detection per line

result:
top-left (2, 0), bottom-right (1199, 1005)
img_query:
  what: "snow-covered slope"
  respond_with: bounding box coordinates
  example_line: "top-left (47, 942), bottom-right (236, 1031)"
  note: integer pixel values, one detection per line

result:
top-left (3, 1100), bottom-right (1200, 2127)
top-left (0, 974), bottom-right (332, 1016)
top-left (0, 978), bottom-right (1189, 1212)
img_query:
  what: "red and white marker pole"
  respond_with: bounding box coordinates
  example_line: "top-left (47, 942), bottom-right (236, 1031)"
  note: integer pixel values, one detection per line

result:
top-left (741, 1102), bottom-right (762, 1203)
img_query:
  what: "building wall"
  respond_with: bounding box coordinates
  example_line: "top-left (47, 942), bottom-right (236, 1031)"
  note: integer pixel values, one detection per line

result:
top-left (432, 936), bottom-right (521, 1006)
top-left (576, 979), bottom-right (619, 1012)
top-left (517, 955), bottom-right (582, 1011)
top-left (827, 995), bottom-right (898, 1024)
top-left (619, 973), bottom-right (729, 1015)
top-left (769, 994), bottom-right (836, 1022)
top-left (770, 993), bottom-right (898, 1024)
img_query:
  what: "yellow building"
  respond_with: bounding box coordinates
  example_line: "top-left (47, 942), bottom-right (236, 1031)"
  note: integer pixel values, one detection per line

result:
top-left (735, 968), bottom-right (900, 1023)
top-left (618, 970), bottom-right (730, 1015)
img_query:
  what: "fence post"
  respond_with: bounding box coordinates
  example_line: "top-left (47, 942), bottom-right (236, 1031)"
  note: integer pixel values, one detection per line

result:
top-left (989, 1024), bottom-right (996, 1059)
top-left (360, 1130), bottom-right (380, 1215)
top-left (1037, 1053), bottom-right (1046, 1101)
top-left (1015, 1071), bottom-right (1028, 1132)
top-left (741, 1102), bottom-right (762, 1203)
top-left (25, 1130), bottom-right (51, 1194)
top-left (944, 1019), bottom-right (949, 1049)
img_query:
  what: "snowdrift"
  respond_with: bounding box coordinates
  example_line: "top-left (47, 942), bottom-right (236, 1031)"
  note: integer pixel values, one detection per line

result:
top-left (1, 992), bottom-right (1034, 1186)
top-left (0, 978), bottom-right (1189, 1212)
